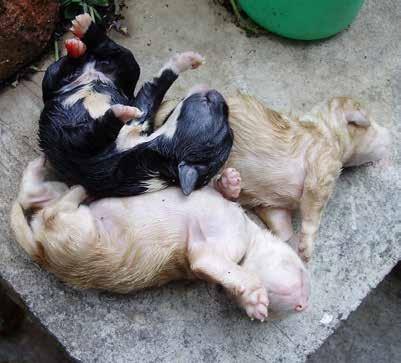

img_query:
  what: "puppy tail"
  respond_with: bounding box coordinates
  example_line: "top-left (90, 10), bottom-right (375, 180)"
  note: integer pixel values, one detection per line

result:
top-left (10, 201), bottom-right (42, 263)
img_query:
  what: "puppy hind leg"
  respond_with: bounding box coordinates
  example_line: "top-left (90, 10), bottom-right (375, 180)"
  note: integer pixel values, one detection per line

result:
top-left (42, 56), bottom-right (84, 102)
top-left (65, 38), bottom-right (86, 58)
top-left (18, 157), bottom-right (68, 210)
top-left (70, 14), bottom-right (140, 98)
top-left (70, 14), bottom-right (92, 39)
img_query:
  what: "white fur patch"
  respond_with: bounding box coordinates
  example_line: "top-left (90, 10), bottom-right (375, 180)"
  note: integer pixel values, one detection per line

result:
top-left (116, 102), bottom-right (183, 152)
top-left (62, 62), bottom-right (112, 118)
top-left (63, 84), bottom-right (92, 107)
top-left (83, 92), bottom-right (111, 119)
top-left (143, 178), bottom-right (167, 192)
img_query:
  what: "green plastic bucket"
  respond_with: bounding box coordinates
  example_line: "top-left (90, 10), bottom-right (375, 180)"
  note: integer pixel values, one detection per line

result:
top-left (237, 0), bottom-right (365, 40)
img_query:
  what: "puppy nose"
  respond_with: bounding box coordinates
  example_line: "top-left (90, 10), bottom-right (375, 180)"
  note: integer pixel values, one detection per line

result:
top-left (295, 303), bottom-right (308, 312)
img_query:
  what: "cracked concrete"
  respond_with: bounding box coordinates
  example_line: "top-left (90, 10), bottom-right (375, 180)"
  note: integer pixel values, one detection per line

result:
top-left (0, 0), bottom-right (400, 362)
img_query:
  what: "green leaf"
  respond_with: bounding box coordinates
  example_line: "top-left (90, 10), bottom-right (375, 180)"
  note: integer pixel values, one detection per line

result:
top-left (89, 6), bottom-right (96, 23)
top-left (87, 0), bottom-right (109, 7)
top-left (92, 7), bottom-right (102, 21)
top-left (63, 5), bottom-right (81, 19)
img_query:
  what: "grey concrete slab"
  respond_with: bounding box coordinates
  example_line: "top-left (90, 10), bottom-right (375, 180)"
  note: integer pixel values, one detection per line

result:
top-left (308, 264), bottom-right (401, 363)
top-left (0, 0), bottom-right (400, 362)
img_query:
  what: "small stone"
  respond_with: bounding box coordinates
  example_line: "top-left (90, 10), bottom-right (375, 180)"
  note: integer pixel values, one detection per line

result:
top-left (320, 313), bottom-right (334, 325)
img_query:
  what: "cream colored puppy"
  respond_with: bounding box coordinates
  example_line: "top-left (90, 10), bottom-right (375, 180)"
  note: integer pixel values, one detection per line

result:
top-left (155, 95), bottom-right (391, 261)
top-left (10, 157), bottom-right (310, 321)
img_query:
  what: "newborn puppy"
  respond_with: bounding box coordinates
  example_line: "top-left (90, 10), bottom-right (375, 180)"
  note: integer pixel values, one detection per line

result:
top-left (39, 14), bottom-right (232, 197)
top-left (155, 95), bottom-right (391, 261)
top-left (10, 157), bottom-right (310, 320)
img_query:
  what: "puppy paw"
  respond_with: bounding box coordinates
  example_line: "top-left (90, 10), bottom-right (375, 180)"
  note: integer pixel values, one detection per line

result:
top-left (111, 104), bottom-right (144, 123)
top-left (26, 156), bottom-right (47, 179)
top-left (70, 13), bottom-right (92, 38)
top-left (69, 185), bottom-right (88, 201)
top-left (238, 286), bottom-right (269, 322)
top-left (28, 155), bottom-right (46, 170)
top-left (65, 38), bottom-right (87, 58)
top-left (170, 51), bottom-right (205, 74)
top-left (298, 240), bottom-right (313, 263)
top-left (215, 168), bottom-right (241, 200)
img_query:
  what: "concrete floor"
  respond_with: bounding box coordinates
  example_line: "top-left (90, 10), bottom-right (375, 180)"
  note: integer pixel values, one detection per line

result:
top-left (0, 0), bottom-right (400, 362)
top-left (1, 264), bottom-right (400, 362)
top-left (309, 264), bottom-right (401, 363)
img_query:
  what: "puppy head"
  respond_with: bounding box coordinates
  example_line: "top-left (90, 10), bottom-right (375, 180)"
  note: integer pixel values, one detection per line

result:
top-left (244, 234), bottom-right (310, 313)
top-left (173, 86), bottom-right (233, 195)
top-left (330, 97), bottom-right (391, 167)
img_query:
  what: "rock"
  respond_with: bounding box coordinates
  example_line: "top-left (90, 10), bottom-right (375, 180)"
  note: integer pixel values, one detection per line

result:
top-left (0, 0), bottom-right (59, 81)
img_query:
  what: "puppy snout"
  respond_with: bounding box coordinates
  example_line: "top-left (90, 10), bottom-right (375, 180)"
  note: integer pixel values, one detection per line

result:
top-left (294, 302), bottom-right (308, 312)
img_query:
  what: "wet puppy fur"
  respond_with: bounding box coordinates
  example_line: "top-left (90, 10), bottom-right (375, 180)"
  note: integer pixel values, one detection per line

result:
top-left (11, 158), bottom-right (310, 321)
top-left (39, 14), bottom-right (233, 198)
top-left (155, 94), bottom-right (391, 261)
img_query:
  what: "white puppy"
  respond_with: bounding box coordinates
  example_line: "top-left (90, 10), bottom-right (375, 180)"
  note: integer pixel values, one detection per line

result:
top-left (10, 157), bottom-right (310, 321)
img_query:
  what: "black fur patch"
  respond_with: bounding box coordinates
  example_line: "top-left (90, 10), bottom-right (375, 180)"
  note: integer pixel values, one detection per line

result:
top-left (39, 22), bottom-right (233, 197)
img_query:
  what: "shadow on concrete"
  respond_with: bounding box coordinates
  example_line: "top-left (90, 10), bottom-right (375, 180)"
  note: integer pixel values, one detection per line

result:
top-left (308, 261), bottom-right (401, 363)
top-left (0, 281), bottom-right (73, 363)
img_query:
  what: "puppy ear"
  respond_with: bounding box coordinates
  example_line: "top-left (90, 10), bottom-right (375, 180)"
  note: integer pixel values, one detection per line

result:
top-left (178, 162), bottom-right (199, 196)
top-left (345, 110), bottom-right (371, 127)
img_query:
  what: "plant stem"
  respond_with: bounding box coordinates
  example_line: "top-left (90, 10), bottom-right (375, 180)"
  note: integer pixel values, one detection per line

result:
top-left (229, 0), bottom-right (242, 23)
top-left (54, 40), bottom-right (59, 61)
top-left (114, 0), bottom-right (120, 15)
top-left (89, 6), bottom-right (96, 22)
top-left (82, 2), bottom-right (88, 14)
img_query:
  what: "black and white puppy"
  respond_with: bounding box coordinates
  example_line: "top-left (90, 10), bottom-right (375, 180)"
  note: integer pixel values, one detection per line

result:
top-left (39, 14), bottom-right (233, 197)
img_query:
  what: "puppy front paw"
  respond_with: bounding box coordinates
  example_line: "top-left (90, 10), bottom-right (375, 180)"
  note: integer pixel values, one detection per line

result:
top-left (215, 168), bottom-right (241, 200)
top-left (70, 14), bottom-right (92, 38)
top-left (111, 105), bottom-right (144, 123)
top-left (238, 286), bottom-right (269, 322)
top-left (171, 51), bottom-right (205, 74)
top-left (298, 238), bottom-right (313, 262)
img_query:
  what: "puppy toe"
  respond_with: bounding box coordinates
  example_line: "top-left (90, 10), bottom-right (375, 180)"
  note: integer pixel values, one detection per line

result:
top-left (70, 13), bottom-right (92, 38)
top-left (65, 39), bottom-right (86, 58)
